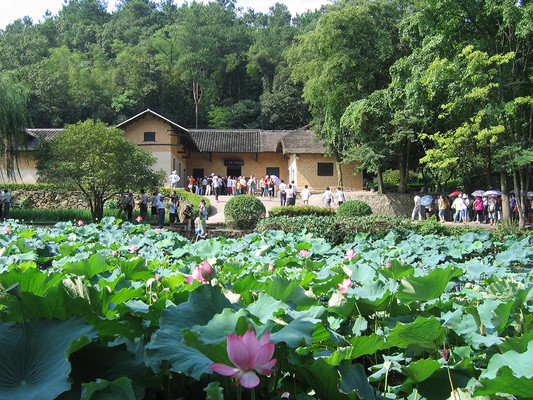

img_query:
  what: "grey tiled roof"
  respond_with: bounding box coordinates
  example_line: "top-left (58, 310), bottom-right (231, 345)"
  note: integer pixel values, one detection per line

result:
top-left (24, 128), bottom-right (62, 150)
top-left (280, 129), bottom-right (328, 154)
top-left (260, 131), bottom-right (291, 152)
top-left (189, 130), bottom-right (261, 153)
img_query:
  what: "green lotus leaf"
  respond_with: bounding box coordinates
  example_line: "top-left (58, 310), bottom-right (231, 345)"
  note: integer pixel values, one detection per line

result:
top-left (387, 316), bottom-right (445, 353)
top-left (379, 259), bottom-right (414, 280)
top-left (194, 308), bottom-right (250, 345)
top-left (397, 265), bottom-right (463, 304)
top-left (0, 317), bottom-right (97, 400)
top-left (62, 253), bottom-right (112, 279)
top-left (298, 358), bottom-right (349, 400)
top-left (475, 340), bottom-right (533, 397)
top-left (116, 258), bottom-right (154, 282)
top-left (264, 277), bottom-right (317, 308)
top-left (338, 361), bottom-right (376, 400)
top-left (204, 381), bottom-right (224, 400)
top-left (270, 319), bottom-right (317, 347)
top-left (189, 239), bottom-right (224, 258)
top-left (401, 359), bottom-right (441, 383)
top-left (146, 285), bottom-right (235, 372)
top-left (81, 377), bottom-right (136, 400)
top-left (326, 334), bottom-right (389, 365)
top-left (246, 292), bottom-right (290, 323)
top-left (474, 298), bottom-right (514, 333)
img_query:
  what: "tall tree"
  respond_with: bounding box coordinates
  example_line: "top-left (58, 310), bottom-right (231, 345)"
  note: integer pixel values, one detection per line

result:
top-left (37, 120), bottom-right (163, 220)
top-left (289, 0), bottom-right (407, 185)
top-left (0, 74), bottom-right (30, 178)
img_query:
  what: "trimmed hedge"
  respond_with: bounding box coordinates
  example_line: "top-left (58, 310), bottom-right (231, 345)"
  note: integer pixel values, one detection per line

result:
top-left (256, 215), bottom-right (405, 244)
top-left (268, 205), bottom-right (336, 217)
top-left (337, 200), bottom-right (372, 217)
top-left (225, 195), bottom-right (266, 230)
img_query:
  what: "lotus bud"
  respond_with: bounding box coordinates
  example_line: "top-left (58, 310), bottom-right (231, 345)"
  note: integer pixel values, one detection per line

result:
top-left (268, 263), bottom-right (275, 272)
top-left (201, 260), bottom-right (216, 281)
top-left (385, 261), bottom-right (391, 269)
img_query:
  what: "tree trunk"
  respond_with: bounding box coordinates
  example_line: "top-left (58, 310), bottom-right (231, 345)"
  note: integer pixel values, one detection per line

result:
top-left (500, 171), bottom-right (510, 228)
top-left (398, 156), bottom-right (408, 193)
top-left (91, 193), bottom-right (105, 221)
top-left (336, 159), bottom-right (343, 187)
top-left (514, 168), bottom-right (527, 230)
top-left (377, 166), bottom-right (384, 194)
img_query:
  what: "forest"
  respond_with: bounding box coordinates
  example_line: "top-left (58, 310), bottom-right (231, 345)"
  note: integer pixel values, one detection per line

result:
top-left (1, 0), bottom-right (533, 223)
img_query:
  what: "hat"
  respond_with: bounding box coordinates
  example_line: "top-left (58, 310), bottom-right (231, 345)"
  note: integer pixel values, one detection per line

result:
top-left (462, 194), bottom-right (468, 198)
top-left (172, 170), bottom-right (177, 174)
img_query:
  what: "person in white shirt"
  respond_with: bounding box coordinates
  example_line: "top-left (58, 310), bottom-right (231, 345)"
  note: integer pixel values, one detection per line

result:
top-left (301, 185), bottom-right (311, 205)
top-left (286, 184), bottom-right (295, 205)
top-left (411, 193), bottom-right (423, 222)
top-left (336, 187), bottom-right (345, 206)
top-left (323, 187), bottom-right (333, 208)
top-left (279, 180), bottom-right (287, 206)
top-left (156, 192), bottom-right (166, 228)
top-left (169, 170), bottom-right (180, 188)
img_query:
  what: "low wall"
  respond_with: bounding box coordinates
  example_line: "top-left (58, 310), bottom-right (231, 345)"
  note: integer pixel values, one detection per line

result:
top-left (343, 191), bottom-right (414, 218)
top-left (9, 190), bottom-right (96, 210)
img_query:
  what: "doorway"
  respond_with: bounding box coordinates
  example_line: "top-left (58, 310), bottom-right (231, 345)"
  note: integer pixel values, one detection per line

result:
top-left (227, 167), bottom-right (241, 177)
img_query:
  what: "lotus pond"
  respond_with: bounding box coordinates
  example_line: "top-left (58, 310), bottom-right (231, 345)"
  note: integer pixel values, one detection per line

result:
top-left (0, 218), bottom-right (532, 400)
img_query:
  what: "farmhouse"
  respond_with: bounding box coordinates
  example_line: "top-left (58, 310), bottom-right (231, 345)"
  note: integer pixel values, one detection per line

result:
top-left (6, 109), bottom-right (362, 190)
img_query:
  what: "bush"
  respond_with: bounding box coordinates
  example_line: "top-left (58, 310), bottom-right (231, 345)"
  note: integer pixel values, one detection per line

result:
top-left (268, 205), bottom-right (336, 217)
top-left (225, 195), bottom-right (266, 230)
top-left (256, 215), bottom-right (405, 244)
top-left (337, 200), bottom-right (372, 217)
top-left (382, 169), bottom-right (420, 186)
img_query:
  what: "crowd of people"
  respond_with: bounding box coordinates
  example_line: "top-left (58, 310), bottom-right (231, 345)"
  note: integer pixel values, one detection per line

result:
top-left (181, 173), bottom-right (347, 209)
top-left (411, 192), bottom-right (530, 225)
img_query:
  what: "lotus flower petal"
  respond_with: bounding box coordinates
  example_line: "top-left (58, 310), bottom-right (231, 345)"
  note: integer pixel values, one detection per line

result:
top-left (209, 363), bottom-right (240, 377)
top-left (239, 371), bottom-right (261, 389)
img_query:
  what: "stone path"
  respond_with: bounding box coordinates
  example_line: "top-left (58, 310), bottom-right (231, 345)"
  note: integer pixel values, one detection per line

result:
top-left (204, 192), bottom-right (328, 225)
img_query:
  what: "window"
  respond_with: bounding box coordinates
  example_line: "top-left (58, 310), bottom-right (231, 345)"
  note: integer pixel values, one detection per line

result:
top-left (266, 167), bottom-right (280, 177)
top-left (317, 163), bottom-right (334, 176)
top-left (193, 168), bottom-right (204, 178)
top-left (144, 132), bottom-right (156, 142)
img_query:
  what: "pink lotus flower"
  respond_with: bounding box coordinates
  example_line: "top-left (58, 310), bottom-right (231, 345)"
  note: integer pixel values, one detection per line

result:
top-left (343, 248), bottom-right (357, 261)
top-left (3, 226), bottom-right (12, 234)
top-left (77, 220), bottom-right (84, 226)
top-left (338, 278), bottom-right (353, 294)
top-left (136, 216), bottom-right (143, 223)
top-left (385, 261), bottom-right (392, 269)
top-left (268, 263), bottom-right (275, 272)
top-left (209, 330), bottom-right (277, 388)
top-left (154, 227), bottom-right (161, 234)
top-left (298, 249), bottom-right (310, 257)
top-left (155, 273), bottom-right (161, 281)
top-left (111, 250), bottom-right (118, 257)
top-left (129, 245), bottom-right (138, 254)
top-left (184, 261), bottom-right (215, 284)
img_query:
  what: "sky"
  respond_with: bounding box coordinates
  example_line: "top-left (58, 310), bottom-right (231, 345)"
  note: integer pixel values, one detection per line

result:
top-left (0, 0), bottom-right (332, 30)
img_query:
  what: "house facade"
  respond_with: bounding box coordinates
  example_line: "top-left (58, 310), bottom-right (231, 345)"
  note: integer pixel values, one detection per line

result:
top-left (6, 109), bottom-right (363, 190)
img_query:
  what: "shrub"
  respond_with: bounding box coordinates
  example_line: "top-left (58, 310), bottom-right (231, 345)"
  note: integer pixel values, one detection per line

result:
top-left (159, 189), bottom-right (210, 216)
top-left (337, 200), bottom-right (372, 217)
top-left (382, 169), bottom-right (420, 185)
top-left (225, 195), bottom-right (266, 230)
top-left (268, 205), bottom-right (336, 217)
top-left (256, 215), bottom-right (405, 244)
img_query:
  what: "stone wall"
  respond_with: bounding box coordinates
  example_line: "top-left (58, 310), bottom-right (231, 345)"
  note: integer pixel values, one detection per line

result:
top-left (10, 190), bottom-right (93, 210)
top-left (343, 191), bottom-right (414, 218)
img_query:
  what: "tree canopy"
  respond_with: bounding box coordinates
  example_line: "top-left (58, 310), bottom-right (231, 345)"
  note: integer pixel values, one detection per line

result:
top-left (37, 120), bottom-right (163, 220)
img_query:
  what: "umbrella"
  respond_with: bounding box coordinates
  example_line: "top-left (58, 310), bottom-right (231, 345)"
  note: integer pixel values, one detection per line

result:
top-left (483, 190), bottom-right (502, 196)
top-left (269, 175), bottom-right (281, 186)
top-left (471, 190), bottom-right (485, 197)
top-left (420, 195), bottom-right (433, 206)
top-left (449, 191), bottom-right (462, 197)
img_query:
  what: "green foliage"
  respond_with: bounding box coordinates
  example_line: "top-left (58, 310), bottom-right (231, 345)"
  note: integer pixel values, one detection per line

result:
top-left (224, 194), bottom-right (266, 230)
top-left (37, 120), bottom-right (163, 220)
top-left (336, 200), bottom-right (372, 217)
top-left (268, 205), bottom-right (335, 217)
top-left (381, 170), bottom-right (419, 186)
top-left (256, 215), bottom-right (403, 244)
top-left (0, 221), bottom-right (529, 399)
top-left (158, 189), bottom-right (210, 215)
top-left (0, 73), bottom-right (29, 177)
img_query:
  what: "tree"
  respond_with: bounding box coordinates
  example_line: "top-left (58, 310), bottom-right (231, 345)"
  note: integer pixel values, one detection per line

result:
top-left (288, 0), bottom-right (407, 185)
top-left (0, 73), bottom-right (29, 178)
top-left (37, 120), bottom-right (163, 220)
